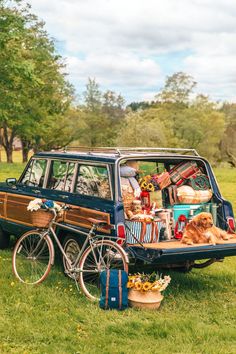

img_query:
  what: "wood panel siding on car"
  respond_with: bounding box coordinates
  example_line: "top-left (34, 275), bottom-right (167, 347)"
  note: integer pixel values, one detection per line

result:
top-left (6, 194), bottom-right (32, 225)
top-left (64, 206), bottom-right (111, 234)
top-left (0, 192), bottom-right (6, 217)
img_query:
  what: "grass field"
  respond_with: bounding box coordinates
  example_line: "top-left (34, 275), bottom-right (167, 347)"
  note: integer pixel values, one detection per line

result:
top-left (0, 163), bottom-right (235, 354)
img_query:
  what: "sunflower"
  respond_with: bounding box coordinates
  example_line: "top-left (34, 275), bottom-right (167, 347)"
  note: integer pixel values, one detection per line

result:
top-left (140, 181), bottom-right (148, 190)
top-left (138, 177), bottom-right (144, 185)
top-left (127, 281), bottom-right (134, 288)
top-left (134, 282), bottom-right (143, 291)
top-left (142, 282), bottom-right (152, 291)
top-left (147, 183), bottom-right (155, 192)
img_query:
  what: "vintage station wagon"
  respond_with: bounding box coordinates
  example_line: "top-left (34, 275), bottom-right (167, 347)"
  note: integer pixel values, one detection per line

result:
top-left (0, 147), bottom-right (235, 272)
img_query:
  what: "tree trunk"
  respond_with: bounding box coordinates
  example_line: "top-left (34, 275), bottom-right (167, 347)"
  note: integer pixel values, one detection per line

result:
top-left (226, 148), bottom-right (236, 168)
top-left (2, 123), bottom-right (15, 163)
top-left (5, 146), bottom-right (13, 163)
top-left (21, 138), bottom-right (30, 163)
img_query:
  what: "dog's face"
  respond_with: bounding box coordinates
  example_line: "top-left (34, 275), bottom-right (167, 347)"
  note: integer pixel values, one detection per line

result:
top-left (192, 212), bottom-right (214, 229)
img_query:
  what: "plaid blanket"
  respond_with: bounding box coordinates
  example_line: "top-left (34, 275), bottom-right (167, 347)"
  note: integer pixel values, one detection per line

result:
top-left (169, 161), bottom-right (201, 186)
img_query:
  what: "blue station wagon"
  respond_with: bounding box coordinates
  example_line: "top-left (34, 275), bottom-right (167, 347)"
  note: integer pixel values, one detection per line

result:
top-left (0, 147), bottom-right (235, 272)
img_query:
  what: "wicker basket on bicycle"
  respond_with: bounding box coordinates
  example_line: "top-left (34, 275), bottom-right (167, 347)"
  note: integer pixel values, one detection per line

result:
top-left (31, 209), bottom-right (54, 228)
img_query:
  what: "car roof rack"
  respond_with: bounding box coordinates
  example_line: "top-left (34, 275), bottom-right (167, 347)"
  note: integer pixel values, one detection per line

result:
top-left (61, 146), bottom-right (200, 156)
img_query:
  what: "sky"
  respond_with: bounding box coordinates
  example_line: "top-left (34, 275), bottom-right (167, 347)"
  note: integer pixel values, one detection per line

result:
top-left (28, 0), bottom-right (236, 104)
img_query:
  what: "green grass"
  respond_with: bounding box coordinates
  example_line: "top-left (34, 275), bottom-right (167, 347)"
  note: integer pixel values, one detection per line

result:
top-left (0, 165), bottom-right (236, 353)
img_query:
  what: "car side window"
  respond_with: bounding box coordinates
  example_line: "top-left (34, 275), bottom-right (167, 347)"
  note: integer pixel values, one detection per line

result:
top-left (76, 164), bottom-right (111, 199)
top-left (47, 160), bottom-right (76, 192)
top-left (21, 159), bottom-right (47, 187)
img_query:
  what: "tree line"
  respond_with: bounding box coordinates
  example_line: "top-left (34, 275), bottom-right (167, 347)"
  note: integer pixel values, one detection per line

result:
top-left (1, 0), bottom-right (236, 166)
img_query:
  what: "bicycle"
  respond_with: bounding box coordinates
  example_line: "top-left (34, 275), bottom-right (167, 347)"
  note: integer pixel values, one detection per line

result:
top-left (12, 205), bottom-right (129, 300)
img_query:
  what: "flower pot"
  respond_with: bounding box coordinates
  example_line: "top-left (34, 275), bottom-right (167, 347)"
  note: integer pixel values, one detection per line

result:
top-left (128, 288), bottom-right (163, 309)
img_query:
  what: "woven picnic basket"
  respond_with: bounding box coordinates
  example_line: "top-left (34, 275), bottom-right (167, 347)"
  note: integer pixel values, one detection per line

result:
top-left (31, 209), bottom-right (54, 228)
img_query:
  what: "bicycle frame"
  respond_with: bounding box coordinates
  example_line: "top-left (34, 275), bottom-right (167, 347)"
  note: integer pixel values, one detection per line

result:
top-left (33, 207), bottom-right (128, 276)
top-left (49, 221), bottom-right (100, 272)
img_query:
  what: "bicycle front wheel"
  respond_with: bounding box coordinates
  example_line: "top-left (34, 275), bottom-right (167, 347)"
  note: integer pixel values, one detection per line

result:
top-left (78, 240), bottom-right (128, 301)
top-left (12, 230), bottom-right (54, 285)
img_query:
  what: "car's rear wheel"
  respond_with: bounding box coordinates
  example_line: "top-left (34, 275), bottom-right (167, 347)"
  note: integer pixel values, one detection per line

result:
top-left (62, 235), bottom-right (82, 278)
top-left (193, 258), bottom-right (218, 268)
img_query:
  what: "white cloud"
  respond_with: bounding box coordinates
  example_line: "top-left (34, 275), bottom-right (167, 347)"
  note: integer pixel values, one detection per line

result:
top-left (28, 0), bottom-right (236, 102)
top-left (66, 54), bottom-right (161, 87)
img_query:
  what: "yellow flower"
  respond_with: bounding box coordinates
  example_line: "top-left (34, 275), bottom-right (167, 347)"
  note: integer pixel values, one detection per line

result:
top-left (134, 282), bottom-right (143, 291)
top-left (142, 282), bottom-right (152, 291)
top-left (127, 281), bottom-right (134, 288)
top-left (140, 181), bottom-right (148, 191)
top-left (144, 175), bottom-right (151, 182)
top-left (147, 183), bottom-right (155, 192)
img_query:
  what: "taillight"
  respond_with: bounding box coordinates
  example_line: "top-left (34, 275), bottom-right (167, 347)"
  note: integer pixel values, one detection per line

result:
top-left (227, 217), bottom-right (235, 233)
top-left (117, 223), bottom-right (126, 245)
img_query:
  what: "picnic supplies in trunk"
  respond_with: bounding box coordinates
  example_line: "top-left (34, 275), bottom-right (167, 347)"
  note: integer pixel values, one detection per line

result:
top-left (152, 172), bottom-right (171, 190)
top-left (155, 209), bottom-right (173, 240)
top-left (120, 165), bottom-right (141, 198)
top-left (169, 203), bottom-right (218, 224)
top-left (177, 185), bottom-right (212, 204)
top-left (121, 177), bottom-right (136, 214)
top-left (169, 161), bottom-right (201, 186)
top-left (167, 185), bottom-right (179, 205)
top-left (187, 174), bottom-right (210, 190)
top-left (125, 220), bottom-right (162, 244)
top-left (99, 270), bottom-right (128, 310)
top-left (139, 171), bottom-right (171, 191)
top-left (149, 190), bottom-right (163, 208)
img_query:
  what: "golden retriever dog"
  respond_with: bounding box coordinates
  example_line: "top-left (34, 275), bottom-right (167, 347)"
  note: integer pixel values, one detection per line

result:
top-left (181, 212), bottom-right (231, 245)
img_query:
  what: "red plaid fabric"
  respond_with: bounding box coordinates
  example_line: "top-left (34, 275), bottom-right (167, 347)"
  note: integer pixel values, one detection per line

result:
top-left (169, 162), bottom-right (201, 186)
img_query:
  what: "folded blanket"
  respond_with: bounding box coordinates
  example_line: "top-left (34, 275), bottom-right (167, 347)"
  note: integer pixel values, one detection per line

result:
top-left (120, 165), bottom-right (141, 197)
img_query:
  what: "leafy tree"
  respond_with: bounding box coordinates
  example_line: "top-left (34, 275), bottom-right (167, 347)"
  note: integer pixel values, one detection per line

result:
top-left (220, 103), bottom-right (236, 167)
top-left (156, 72), bottom-right (197, 104)
top-left (83, 78), bottom-right (102, 112)
top-left (127, 101), bottom-right (153, 111)
top-left (102, 90), bottom-right (126, 122)
top-left (116, 109), bottom-right (167, 147)
top-left (74, 79), bottom-right (126, 147)
top-left (0, 0), bottom-right (74, 162)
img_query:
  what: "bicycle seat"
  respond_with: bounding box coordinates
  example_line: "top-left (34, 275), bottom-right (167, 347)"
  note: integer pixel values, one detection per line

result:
top-left (88, 218), bottom-right (112, 229)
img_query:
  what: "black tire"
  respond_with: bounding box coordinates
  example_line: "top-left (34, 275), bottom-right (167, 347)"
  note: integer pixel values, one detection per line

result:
top-left (193, 259), bottom-right (216, 269)
top-left (62, 235), bottom-right (82, 278)
top-left (0, 228), bottom-right (10, 249)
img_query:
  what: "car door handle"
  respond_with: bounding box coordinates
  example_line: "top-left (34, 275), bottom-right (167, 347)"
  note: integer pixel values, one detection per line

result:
top-left (58, 195), bottom-right (68, 199)
top-left (34, 190), bottom-right (41, 194)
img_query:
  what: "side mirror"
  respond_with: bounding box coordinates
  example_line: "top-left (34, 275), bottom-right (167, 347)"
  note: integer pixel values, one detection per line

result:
top-left (6, 178), bottom-right (17, 187)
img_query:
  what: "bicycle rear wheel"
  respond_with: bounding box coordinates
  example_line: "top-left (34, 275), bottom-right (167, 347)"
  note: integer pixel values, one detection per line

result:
top-left (78, 240), bottom-right (128, 301)
top-left (12, 230), bottom-right (53, 285)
